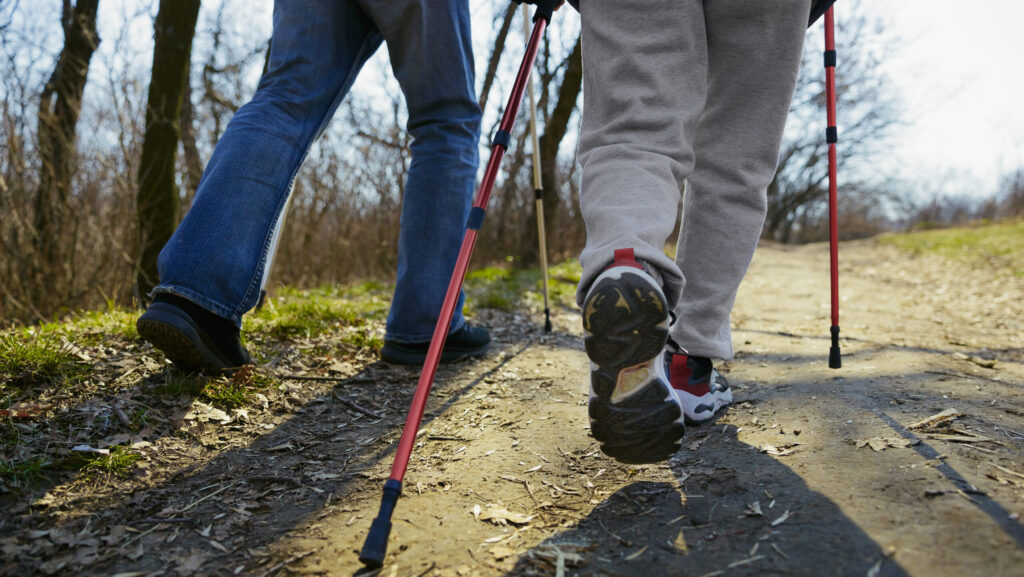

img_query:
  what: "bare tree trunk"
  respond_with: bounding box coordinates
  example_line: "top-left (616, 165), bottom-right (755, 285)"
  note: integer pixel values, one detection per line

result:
top-left (33, 0), bottom-right (100, 315)
top-left (136, 0), bottom-right (201, 301)
top-left (478, 4), bottom-right (516, 113)
top-left (522, 33), bottom-right (581, 266)
top-left (178, 61), bottom-right (204, 210)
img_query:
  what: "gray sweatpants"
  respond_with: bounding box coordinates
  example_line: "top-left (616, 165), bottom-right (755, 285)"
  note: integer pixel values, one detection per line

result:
top-left (576, 0), bottom-right (812, 360)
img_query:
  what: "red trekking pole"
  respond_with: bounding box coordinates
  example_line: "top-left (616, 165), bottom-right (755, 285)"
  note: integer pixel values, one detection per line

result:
top-left (358, 3), bottom-right (558, 568)
top-left (824, 6), bottom-right (841, 369)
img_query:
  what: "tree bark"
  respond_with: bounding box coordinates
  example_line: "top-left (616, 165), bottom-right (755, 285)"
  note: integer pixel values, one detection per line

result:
top-left (33, 0), bottom-right (100, 313)
top-left (478, 4), bottom-right (516, 114)
top-left (178, 61), bottom-right (203, 211)
top-left (136, 0), bottom-right (201, 301)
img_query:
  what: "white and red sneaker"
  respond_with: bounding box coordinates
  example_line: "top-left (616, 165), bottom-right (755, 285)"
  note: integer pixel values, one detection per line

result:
top-left (666, 349), bottom-right (733, 424)
top-left (583, 249), bottom-right (686, 464)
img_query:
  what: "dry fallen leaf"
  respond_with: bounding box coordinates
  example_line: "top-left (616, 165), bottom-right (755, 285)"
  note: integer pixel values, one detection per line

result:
top-left (624, 545), bottom-right (647, 561)
top-left (760, 444), bottom-right (799, 456)
top-left (477, 504), bottom-right (535, 526)
top-left (489, 545), bottom-right (516, 560)
top-left (745, 501), bottom-right (763, 517)
top-left (175, 548), bottom-right (208, 576)
top-left (853, 437), bottom-right (915, 451)
top-left (770, 510), bottom-right (792, 527)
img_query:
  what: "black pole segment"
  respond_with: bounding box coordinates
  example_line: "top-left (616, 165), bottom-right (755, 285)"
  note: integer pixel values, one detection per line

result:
top-left (534, 188), bottom-right (543, 199)
top-left (829, 325), bottom-right (841, 369)
top-left (826, 126), bottom-right (838, 143)
top-left (824, 49), bottom-right (837, 67)
top-left (467, 206), bottom-right (486, 231)
top-left (532, 0), bottom-right (560, 23)
top-left (492, 129), bottom-right (511, 150)
top-left (544, 309), bottom-right (552, 333)
top-left (359, 479), bottom-right (402, 568)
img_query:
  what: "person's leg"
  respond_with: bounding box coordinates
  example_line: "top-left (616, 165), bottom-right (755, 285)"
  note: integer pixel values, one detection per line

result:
top-left (577, 0), bottom-right (710, 464)
top-left (155, 0), bottom-right (383, 326)
top-left (576, 0), bottom-right (709, 308)
top-left (670, 0), bottom-right (811, 360)
top-left (362, 0), bottom-right (482, 345)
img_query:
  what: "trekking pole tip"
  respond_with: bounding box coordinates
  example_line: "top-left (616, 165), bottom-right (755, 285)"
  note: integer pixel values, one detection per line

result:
top-left (358, 479), bottom-right (402, 568)
top-left (544, 309), bottom-right (552, 333)
top-left (828, 325), bottom-right (841, 369)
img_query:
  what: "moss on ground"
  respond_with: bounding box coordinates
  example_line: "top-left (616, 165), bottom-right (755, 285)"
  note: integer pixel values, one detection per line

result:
top-left (463, 259), bottom-right (581, 314)
top-left (878, 219), bottom-right (1024, 276)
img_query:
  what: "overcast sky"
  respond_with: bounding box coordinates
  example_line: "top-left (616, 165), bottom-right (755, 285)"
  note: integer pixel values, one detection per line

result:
top-left (860, 0), bottom-right (1024, 198)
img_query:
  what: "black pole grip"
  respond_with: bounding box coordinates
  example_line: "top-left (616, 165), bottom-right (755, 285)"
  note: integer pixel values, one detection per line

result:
top-left (532, 0), bottom-right (559, 22)
top-left (829, 325), bottom-right (842, 369)
top-left (359, 479), bottom-right (402, 568)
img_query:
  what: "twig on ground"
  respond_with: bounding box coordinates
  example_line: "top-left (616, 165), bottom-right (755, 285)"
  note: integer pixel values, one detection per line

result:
top-left (597, 518), bottom-right (629, 546)
top-left (172, 482), bottom-right (236, 515)
top-left (135, 517), bottom-right (194, 524)
top-left (285, 375), bottom-right (377, 384)
top-left (333, 391), bottom-right (385, 419)
top-left (500, 475), bottom-right (540, 505)
top-left (112, 403), bottom-right (132, 427)
top-left (248, 475), bottom-right (301, 487)
top-left (257, 550), bottom-right (313, 577)
top-left (467, 547), bottom-right (507, 572)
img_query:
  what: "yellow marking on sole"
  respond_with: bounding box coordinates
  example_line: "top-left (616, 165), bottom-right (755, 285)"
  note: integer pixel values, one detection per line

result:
top-left (611, 361), bottom-right (653, 404)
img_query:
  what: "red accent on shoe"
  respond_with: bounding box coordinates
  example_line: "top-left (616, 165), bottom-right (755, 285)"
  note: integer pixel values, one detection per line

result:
top-left (670, 353), bottom-right (710, 395)
top-left (669, 354), bottom-right (691, 388)
top-left (611, 248), bottom-right (644, 270)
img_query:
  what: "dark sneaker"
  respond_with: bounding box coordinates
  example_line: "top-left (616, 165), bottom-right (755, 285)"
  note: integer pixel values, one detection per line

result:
top-left (584, 248), bottom-right (685, 464)
top-left (379, 324), bottom-right (491, 365)
top-left (136, 294), bottom-right (252, 373)
top-left (667, 349), bottom-right (733, 424)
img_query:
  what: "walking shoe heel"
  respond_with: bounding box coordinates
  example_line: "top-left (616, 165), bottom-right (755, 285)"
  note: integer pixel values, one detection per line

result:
top-left (583, 249), bottom-right (685, 464)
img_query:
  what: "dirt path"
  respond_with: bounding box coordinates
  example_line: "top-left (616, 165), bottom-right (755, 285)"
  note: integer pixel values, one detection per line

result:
top-left (5, 241), bottom-right (1024, 576)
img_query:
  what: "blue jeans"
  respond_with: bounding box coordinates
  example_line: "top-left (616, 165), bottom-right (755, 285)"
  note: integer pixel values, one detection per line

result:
top-left (155, 0), bottom-right (481, 342)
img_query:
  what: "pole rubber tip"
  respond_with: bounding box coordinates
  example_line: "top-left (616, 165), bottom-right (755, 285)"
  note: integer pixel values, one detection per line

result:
top-left (544, 309), bottom-right (552, 333)
top-left (829, 326), bottom-right (841, 369)
top-left (358, 516), bottom-right (392, 568)
top-left (829, 346), bottom-right (842, 369)
top-left (358, 480), bottom-right (402, 568)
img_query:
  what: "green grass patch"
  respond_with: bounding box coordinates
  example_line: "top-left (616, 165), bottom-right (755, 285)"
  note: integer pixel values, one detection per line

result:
top-left (152, 367), bottom-right (276, 410)
top-left (66, 303), bottom-right (140, 341)
top-left (81, 446), bottom-right (141, 479)
top-left (152, 371), bottom-right (206, 399)
top-left (464, 259), bottom-right (581, 314)
top-left (26, 301), bottom-right (140, 348)
top-left (248, 281), bottom-right (390, 340)
top-left (0, 456), bottom-right (52, 490)
top-left (0, 331), bottom-right (92, 389)
top-left (878, 219), bottom-right (1024, 276)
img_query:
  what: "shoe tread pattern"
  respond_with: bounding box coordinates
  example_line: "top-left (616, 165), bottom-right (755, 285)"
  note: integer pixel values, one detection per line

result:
top-left (584, 271), bottom-right (682, 464)
top-left (137, 305), bottom-right (231, 372)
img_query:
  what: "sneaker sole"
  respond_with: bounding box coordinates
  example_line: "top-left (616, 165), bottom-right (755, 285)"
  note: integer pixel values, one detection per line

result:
top-left (136, 303), bottom-right (234, 373)
top-left (678, 387), bottom-right (733, 425)
top-left (584, 267), bottom-right (684, 464)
